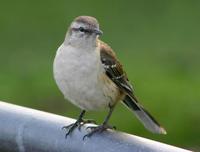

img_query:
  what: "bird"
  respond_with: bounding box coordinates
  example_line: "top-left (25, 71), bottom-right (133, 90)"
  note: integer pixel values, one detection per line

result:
top-left (53, 16), bottom-right (166, 139)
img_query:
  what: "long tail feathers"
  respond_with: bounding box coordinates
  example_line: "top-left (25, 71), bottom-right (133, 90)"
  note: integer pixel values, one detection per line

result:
top-left (122, 95), bottom-right (167, 134)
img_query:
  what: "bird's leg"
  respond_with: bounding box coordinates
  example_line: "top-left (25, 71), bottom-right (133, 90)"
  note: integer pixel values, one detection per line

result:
top-left (62, 110), bottom-right (86, 138)
top-left (83, 104), bottom-right (116, 139)
top-left (62, 110), bottom-right (96, 138)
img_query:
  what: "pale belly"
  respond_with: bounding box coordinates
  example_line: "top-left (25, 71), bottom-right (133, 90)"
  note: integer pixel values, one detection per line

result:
top-left (53, 44), bottom-right (121, 111)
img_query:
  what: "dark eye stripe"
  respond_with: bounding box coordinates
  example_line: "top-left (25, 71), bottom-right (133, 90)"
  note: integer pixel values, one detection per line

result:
top-left (79, 27), bottom-right (85, 32)
top-left (71, 27), bottom-right (79, 31)
top-left (72, 27), bottom-right (92, 34)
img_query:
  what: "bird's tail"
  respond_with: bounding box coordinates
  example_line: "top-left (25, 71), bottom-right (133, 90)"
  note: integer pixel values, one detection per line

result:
top-left (122, 94), bottom-right (166, 134)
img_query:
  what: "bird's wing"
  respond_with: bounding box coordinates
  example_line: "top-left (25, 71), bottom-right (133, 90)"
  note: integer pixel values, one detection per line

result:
top-left (99, 40), bottom-right (166, 134)
top-left (99, 41), bottom-right (133, 94)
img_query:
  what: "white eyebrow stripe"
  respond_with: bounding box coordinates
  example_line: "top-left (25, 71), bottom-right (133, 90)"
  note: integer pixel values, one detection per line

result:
top-left (71, 22), bottom-right (87, 29)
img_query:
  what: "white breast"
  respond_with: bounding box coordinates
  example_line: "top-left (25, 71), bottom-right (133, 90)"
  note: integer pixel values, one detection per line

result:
top-left (53, 43), bottom-right (120, 111)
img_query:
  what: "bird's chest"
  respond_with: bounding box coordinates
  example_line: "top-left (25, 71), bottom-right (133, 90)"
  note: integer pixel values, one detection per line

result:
top-left (57, 46), bottom-right (100, 88)
top-left (54, 45), bottom-right (109, 109)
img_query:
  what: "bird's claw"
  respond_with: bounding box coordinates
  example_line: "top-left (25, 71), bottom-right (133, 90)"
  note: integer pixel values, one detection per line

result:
top-left (62, 122), bottom-right (79, 138)
top-left (83, 123), bottom-right (116, 140)
top-left (62, 119), bottom-right (97, 138)
top-left (62, 123), bottom-right (74, 130)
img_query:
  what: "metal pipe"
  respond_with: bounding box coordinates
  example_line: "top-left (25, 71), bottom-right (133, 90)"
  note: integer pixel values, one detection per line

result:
top-left (0, 101), bottom-right (191, 152)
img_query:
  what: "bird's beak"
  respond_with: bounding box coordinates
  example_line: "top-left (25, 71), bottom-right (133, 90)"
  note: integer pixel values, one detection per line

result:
top-left (94, 29), bottom-right (103, 35)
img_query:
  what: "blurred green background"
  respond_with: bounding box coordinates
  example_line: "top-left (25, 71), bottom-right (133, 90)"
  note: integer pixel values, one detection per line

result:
top-left (0, 0), bottom-right (199, 151)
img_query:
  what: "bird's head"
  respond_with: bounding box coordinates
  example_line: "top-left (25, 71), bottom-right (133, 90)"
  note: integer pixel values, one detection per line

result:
top-left (65, 16), bottom-right (103, 47)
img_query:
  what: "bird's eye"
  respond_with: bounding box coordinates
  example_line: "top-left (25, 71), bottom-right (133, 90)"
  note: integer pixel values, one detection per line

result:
top-left (79, 27), bottom-right (85, 32)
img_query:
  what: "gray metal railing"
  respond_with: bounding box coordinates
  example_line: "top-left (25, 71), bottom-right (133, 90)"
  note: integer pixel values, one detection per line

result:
top-left (0, 101), bottom-right (192, 152)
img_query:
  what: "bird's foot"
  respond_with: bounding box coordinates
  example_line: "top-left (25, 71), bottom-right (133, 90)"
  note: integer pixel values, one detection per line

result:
top-left (62, 119), bottom-right (96, 138)
top-left (83, 123), bottom-right (116, 140)
top-left (62, 121), bottom-right (80, 138)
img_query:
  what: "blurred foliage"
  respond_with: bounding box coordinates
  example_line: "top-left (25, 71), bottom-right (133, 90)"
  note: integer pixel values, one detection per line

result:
top-left (0, 0), bottom-right (199, 150)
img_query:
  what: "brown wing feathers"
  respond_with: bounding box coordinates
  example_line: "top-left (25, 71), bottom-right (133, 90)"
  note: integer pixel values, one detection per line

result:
top-left (99, 41), bottom-right (133, 95)
top-left (99, 40), bottom-right (166, 134)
